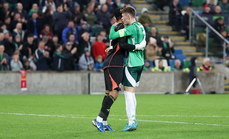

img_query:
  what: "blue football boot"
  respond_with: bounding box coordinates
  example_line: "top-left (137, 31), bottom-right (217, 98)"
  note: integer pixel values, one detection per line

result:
top-left (122, 121), bottom-right (138, 131)
top-left (92, 119), bottom-right (106, 132)
top-left (104, 124), bottom-right (114, 131)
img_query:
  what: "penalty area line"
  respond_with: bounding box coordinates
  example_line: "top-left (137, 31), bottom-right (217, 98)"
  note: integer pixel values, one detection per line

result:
top-left (0, 112), bottom-right (229, 127)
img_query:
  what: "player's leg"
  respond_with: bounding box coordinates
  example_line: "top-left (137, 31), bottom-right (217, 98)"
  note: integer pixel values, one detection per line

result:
top-left (92, 68), bottom-right (122, 132)
top-left (122, 66), bottom-right (143, 131)
top-left (102, 67), bottom-right (123, 131)
top-left (92, 69), bottom-right (111, 132)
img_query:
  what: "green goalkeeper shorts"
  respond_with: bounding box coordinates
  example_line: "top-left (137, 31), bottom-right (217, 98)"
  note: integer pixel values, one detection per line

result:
top-left (122, 66), bottom-right (144, 87)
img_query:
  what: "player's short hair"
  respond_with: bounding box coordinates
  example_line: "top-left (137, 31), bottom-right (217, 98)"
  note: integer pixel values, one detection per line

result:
top-left (112, 8), bottom-right (123, 21)
top-left (121, 6), bottom-right (136, 17)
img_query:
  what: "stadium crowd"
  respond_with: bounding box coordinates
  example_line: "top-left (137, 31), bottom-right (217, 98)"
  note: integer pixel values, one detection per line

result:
top-left (0, 0), bottom-right (217, 72)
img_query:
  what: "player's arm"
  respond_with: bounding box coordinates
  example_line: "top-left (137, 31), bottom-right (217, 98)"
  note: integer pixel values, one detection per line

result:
top-left (119, 37), bottom-right (146, 51)
top-left (109, 25), bottom-right (132, 40)
top-left (118, 37), bottom-right (135, 50)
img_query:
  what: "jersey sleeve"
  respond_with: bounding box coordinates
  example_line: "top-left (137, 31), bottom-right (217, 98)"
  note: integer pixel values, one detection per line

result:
top-left (109, 25), bottom-right (133, 40)
top-left (119, 37), bottom-right (135, 51)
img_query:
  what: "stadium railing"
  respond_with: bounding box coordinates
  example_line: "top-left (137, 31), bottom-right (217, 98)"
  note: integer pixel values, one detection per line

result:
top-left (189, 8), bottom-right (229, 65)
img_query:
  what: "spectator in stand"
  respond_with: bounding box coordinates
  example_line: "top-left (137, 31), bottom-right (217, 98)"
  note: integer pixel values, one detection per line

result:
top-left (72, 5), bottom-right (84, 25)
top-left (45, 35), bottom-right (58, 59)
top-left (106, 0), bottom-right (116, 14)
top-left (63, 42), bottom-right (77, 70)
top-left (213, 17), bottom-right (225, 33)
top-left (0, 45), bottom-right (8, 71)
top-left (152, 59), bottom-right (169, 72)
top-left (146, 28), bottom-right (162, 60)
top-left (78, 47), bottom-right (94, 71)
top-left (161, 36), bottom-right (175, 61)
top-left (4, 16), bottom-right (13, 32)
top-left (92, 34), bottom-right (107, 60)
top-left (23, 57), bottom-right (37, 71)
top-left (11, 13), bottom-right (27, 31)
top-left (34, 41), bottom-right (50, 70)
top-left (171, 59), bottom-right (189, 71)
top-left (22, 34), bottom-right (36, 59)
top-left (0, 2), bottom-right (6, 22)
top-left (96, 4), bottom-right (111, 33)
top-left (39, 7), bottom-right (53, 30)
top-left (183, 7), bottom-right (190, 40)
top-left (68, 34), bottom-right (78, 49)
top-left (29, 3), bottom-right (39, 16)
top-left (13, 22), bottom-right (25, 41)
top-left (53, 4), bottom-right (72, 42)
top-left (169, 0), bottom-right (182, 31)
top-left (214, 6), bottom-right (221, 14)
top-left (67, 34), bottom-right (79, 63)
top-left (78, 21), bottom-right (89, 40)
top-left (10, 53), bottom-right (23, 71)
top-left (14, 2), bottom-right (28, 20)
top-left (99, 29), bottom-right (109, 44)
top-left (62, 20), bottom-right (79, 44)
top-left (27, 12), bottom-right (41, 39)
top-left (205, 0), bottom-right (217, 14)
top-left (148, 27), bottom-right (163, 47)
top-left (138, 8), bottom-right (153, 31)
top-left (3, 33), bottom-right (15, 58)
top-left (14, 35), bottom-right (23, 51)
top-left (197, 57), bottom-right (212, 71)
top-left (83, 2), bottom-right (97, 26)
top-left (219, 0), bottom-right (229, 14)
top-left (3, 2), bottom-right (10, 19)
top-left (94, 55), bottom-right (104, 72)
top-left (202, 5), bottom-right (211, 15)
top-left (172, 59), bottom-right (182, 71)
top-left (40, 25), bottom-right (52, 41)
top-left (143, 60), bottom-right (151, 71)
top-left (76, 32), bottom-right (91, 62)
top-left (53, 44), bottom-right (77, 71)
top-left (145, 43), bottom-right (161, 61)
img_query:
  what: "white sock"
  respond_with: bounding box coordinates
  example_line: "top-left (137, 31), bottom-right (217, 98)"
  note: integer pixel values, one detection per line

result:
top-left (132, 92), bottom-right (137, 119)
top-left (124, 91), bottom-right (135, 125)
top-left (96, 116), bottom-right (103, 123)
top-left (103, 121), bottom-right (108, 126)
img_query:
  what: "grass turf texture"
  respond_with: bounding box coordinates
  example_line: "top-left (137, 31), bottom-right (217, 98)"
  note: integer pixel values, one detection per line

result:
top-left (0, 94), bottom-right (229, 139)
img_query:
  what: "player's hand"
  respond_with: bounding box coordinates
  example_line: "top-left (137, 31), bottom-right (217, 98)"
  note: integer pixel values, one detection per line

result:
top-left (112, 22), bottom-right (118, 26)
top-left (105, 48), bottom-right (110, 54)
top-left (135, 39), bottom-right (146, 50)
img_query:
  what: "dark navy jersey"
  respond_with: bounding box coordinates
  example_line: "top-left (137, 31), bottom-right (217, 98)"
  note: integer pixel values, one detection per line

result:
top-left (103, 23), bottom-right (135, 69)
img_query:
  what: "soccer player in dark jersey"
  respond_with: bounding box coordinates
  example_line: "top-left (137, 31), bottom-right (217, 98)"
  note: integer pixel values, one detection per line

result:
top-left (92, 8), bottom-right (145, 132)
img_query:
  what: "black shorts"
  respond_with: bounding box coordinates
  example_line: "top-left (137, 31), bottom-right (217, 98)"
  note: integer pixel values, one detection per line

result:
top-left (104, 67), bottom-right (124, 91)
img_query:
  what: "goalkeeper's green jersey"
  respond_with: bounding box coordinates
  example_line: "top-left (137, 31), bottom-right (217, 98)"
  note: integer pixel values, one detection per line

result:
top-left (109, 22), bottom-right (146, 67)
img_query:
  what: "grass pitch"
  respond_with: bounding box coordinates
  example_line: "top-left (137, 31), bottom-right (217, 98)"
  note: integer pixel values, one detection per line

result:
top-left (0, 94), bottom-right (229, 139)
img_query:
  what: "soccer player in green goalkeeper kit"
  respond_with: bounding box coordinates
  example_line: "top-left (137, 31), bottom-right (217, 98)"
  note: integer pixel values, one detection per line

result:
top-left (109, 6), bottom-right (146, 131)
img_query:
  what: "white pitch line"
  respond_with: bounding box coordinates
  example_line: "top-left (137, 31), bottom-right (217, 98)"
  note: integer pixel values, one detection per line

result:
top-left (0, 112), bottom-right (229, 127)
top-left (106, 114), bottom-right (229, 118)
top-left (156, 115), bottom-right (229, 118)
